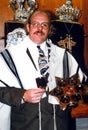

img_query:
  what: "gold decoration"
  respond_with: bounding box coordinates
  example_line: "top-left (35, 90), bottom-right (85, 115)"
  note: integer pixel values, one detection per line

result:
top-left (58, 35), bottom-right (76, 53)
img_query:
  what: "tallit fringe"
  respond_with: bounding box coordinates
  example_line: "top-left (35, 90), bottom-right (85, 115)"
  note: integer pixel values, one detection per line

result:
top-left (53, 104), bottom-right (57, 130)
top-left (39, 102), bottom-right (42, 130)
top-left (38, 102), bottom-right (57, 130)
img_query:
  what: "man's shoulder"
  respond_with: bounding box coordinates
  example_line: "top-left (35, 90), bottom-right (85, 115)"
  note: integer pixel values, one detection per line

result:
top-left (51, 43), bottom-right (65, 55)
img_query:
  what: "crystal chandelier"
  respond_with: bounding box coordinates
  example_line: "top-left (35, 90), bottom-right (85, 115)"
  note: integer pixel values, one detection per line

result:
top-left (55, 0), bottom-right (81, 21)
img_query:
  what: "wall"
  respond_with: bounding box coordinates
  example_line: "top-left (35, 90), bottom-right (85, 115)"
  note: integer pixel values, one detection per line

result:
top-left (82, 0), bottom-right (88, 70)
top-left (0, 0), bottom-right (13, 37)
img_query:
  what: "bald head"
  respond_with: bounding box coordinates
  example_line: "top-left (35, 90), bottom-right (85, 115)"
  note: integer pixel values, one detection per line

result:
top-left (27, 10), bottom-right (52, 24)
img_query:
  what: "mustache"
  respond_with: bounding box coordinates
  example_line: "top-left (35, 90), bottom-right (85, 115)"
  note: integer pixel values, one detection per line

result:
top-left (34, 31), bottom-right (45, 35)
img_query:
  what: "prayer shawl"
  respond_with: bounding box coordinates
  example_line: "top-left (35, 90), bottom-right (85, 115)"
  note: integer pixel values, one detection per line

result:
top-left (0, 36), bottom-right (86, 130)
top-left (0, 36), bottom-right (41, 130)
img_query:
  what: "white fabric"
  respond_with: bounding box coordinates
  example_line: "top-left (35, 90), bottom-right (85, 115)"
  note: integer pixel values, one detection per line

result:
top-left (0, 57), bottom-right (21, 130)
top-left (0, 36), bottom-right (47, 130)
top-left (6, 28), bottom-right (26, 46)
top-left (0, 36), bottom-right (86, 130)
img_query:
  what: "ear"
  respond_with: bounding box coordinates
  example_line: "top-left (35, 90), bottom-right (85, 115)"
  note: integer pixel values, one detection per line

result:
top-left (26, 24), bottom-right (30, 33)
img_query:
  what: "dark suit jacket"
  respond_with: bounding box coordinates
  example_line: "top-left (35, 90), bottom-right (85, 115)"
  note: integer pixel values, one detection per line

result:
top-left (0, 87), bottom-right (25, 106)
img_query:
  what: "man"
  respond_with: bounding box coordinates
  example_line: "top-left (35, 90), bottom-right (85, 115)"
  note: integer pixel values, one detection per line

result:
top-left (0, 10), bottom-right (87, 130)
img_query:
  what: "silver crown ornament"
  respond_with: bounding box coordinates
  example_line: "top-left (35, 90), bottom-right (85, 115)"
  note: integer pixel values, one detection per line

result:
top-left (55, 0), bottom-right (81, 22)
top-left (9, 0), bottom-right (38, 22)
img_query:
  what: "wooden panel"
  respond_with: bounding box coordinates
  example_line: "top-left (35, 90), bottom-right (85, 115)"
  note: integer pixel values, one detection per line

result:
top-left (0, 0), bottom-right (13, 37)
top-left (82, 0), bottom-right (88, 69)
top-left (36, 0), bottom-right (66, 13)
top-left (71, 104), bottom-right (88, 118)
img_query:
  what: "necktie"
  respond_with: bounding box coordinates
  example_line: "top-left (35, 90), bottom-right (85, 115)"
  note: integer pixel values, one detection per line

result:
top-left (37, 46), bottom-right (49, 76)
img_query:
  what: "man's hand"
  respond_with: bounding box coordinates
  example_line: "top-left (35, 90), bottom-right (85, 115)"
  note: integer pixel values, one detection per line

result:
top-left (23, 88), bottom-right (45, 103)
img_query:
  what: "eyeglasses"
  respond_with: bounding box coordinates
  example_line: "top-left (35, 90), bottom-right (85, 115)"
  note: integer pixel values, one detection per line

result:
top-left (30, 22), bottom-right (50, 30)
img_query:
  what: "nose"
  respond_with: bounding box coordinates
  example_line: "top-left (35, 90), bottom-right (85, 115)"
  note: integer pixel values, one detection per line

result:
top-left (37, 24), bottom-right (43, 30)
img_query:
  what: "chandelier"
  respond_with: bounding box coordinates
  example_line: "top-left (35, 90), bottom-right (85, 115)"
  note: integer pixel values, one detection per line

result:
top-left (55, 0), bottom-right (81, 21)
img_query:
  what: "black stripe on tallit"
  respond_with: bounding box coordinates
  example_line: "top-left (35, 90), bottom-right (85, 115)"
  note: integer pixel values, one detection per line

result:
top-left (1, 49), bottom-right (24, 89)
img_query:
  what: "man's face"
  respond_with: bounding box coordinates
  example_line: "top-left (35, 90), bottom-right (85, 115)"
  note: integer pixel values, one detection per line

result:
top-left (26, 12), bottom-right (50, 44)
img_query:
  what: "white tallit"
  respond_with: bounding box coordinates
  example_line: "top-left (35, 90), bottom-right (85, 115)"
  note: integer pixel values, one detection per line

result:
top-left (0, 36), bottom-right (41, 130)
